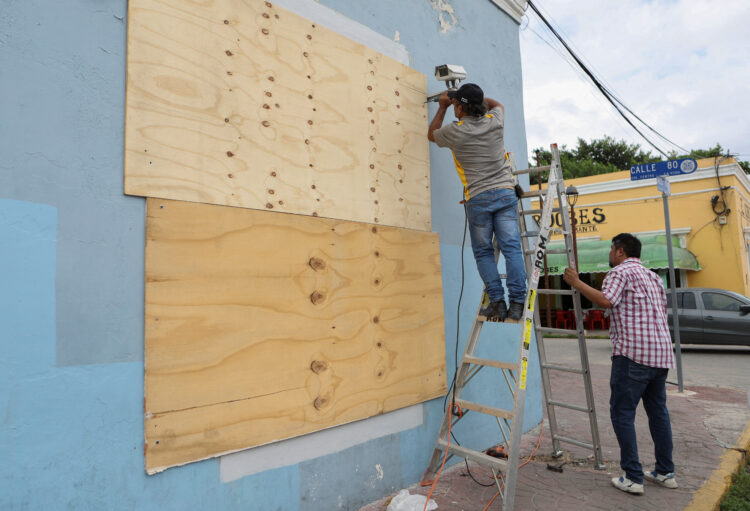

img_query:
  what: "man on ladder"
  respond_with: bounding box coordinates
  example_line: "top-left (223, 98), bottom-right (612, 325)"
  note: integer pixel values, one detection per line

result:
top-left (428, 83), bottom-right (527, 321)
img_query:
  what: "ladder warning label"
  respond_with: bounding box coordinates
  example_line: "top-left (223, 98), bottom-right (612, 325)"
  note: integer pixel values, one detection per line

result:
top-left (523, 318), bottom-right (532, 350)
top-left (520, 358), bottom-right (528, 390)
top-left (526, 289), bottom-right (536, 314)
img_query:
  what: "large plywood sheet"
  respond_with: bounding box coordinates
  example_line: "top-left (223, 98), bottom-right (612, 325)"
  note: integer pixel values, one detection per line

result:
top-left (144, 198), bottom-right (446, 473)
top-left (125, 0), bottom-right (431, 231)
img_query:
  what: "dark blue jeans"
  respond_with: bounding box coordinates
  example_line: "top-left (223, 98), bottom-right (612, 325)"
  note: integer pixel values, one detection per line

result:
top-left (465, 188), bottom-right (527, 303)
top-left (610, 355), bottom-right (674, 483)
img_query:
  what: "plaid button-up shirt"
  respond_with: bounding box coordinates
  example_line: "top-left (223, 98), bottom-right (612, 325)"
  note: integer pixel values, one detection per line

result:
top-left (601, 258), bottom-right (675, 368)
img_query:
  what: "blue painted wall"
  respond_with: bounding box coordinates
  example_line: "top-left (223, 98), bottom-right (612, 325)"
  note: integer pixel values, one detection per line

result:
top-left (0, 1), bottom-right (540, 509)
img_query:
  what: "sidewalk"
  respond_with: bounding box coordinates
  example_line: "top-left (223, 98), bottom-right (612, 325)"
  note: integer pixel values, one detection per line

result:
top-left (359, 356), bottom-right (750, 510)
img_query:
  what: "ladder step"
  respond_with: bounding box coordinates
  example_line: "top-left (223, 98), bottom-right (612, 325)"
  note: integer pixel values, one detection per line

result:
top-left (552, 435), bottom-right (595, 451)
top-left (537, 289), bottom-right (575, 295)
top-left (521, 231), bottom-right (540, 238)
top-left (463, 355), bottom-right (517, 372)
top-left (548, 400), bottom-right (591, 413)
top-left (521, 207), bottom-right (562, 215)
top-left (541, 363), bottom-right (584, 375)
top-left (512, 165), bottom-right (551, 176)
top-left (538, 326), bottom-right (579, 335)
top-left (520, 189), bottom-right (546, 199)
top-left (523, 248), bottom-right (568, 255)
top-left (454, 399), bottom-right (514, 420)
top-left (436, 439), bottom-right (509, 472)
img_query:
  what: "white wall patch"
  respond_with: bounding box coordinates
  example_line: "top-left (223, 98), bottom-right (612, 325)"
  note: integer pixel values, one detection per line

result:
top-left (429, 0), bottom-right (458, 33)
top-left (219, 404), bottom-right (423, 482)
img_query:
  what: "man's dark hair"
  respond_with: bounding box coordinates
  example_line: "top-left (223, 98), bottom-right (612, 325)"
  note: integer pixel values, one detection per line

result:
top-left (611, 233), bottom-right (641, 258)
top-left (462, 102), bottom-right (488, 117)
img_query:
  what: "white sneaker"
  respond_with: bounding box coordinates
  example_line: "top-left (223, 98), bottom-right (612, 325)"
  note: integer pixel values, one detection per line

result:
top-left (611, 475), bottom-right (644, 494)
top-left (644, 470), bottom-right (678, 488)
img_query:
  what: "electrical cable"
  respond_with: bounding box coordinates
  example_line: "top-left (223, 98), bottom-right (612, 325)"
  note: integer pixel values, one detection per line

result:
top-left (422, 199), bottom-right (468, 511)
top-left (526, 0), bottom-right (621, 97)
top-left (482, 490), bottom-right (501, 511)
top-left (711, 154), bottom-right (732, 216)
top-left (520, 27), bottom-right (652, 147)
top-left (524, 0), bottom-right (689, 157)
top-left (444, 202), bottom-right (500, 489)
top-left (446, 427), bottom-right (496, 487)
top-left (443, 203), bottom-right (469, 412)
top-left (421, 406), bottom-right (452, 511)
top-left (481, 420), bottom-right (546, 510)
top-left (464, 458), bottom-right (497, 487)
top-left (525, 0), bottom-right (670, 157)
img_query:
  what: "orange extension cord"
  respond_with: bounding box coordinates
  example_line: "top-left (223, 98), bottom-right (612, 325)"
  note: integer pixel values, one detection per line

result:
top-left (420, 407), bottom-right (454, 511)
top-left (419, 417), bottom-right (545, 511)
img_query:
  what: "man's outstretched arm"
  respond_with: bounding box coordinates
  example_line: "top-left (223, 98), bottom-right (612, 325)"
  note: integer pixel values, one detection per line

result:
top-left (484, 97), bottom-right (504, 112)
top-left (563, 267), bottom-right (612, 309)
top-left (428, 92), bottom-right (451, 142)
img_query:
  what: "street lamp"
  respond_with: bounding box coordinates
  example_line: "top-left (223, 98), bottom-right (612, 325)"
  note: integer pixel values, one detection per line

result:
top-left (566, 185), bottom-right (579, 269)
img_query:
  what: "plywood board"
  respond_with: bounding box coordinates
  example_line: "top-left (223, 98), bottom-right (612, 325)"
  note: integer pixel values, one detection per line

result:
top-left (144, 198), bottom-right (446, 473)
top-left (125, 0), bottom-right (431, 231)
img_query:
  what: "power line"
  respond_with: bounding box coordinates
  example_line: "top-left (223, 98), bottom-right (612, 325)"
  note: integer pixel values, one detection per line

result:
top-left (520, 28), bottom-right (647, 147)
top-left (524, 0), bottom-right (689, 157)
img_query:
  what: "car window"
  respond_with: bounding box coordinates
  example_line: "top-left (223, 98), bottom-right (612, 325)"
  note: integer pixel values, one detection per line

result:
top-left (701, 292), bottom-right (742, 311)
top-left (681, 292), bottom-right (696, 309)
top-left (666, 292), bottom-right (696, 309)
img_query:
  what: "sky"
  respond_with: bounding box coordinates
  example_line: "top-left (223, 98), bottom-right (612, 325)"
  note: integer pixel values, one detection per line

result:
top-left (519, 0), bottom-right (750, 163)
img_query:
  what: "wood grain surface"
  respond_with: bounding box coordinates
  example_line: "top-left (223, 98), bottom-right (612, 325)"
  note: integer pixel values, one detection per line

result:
top-left (125, 0), bottom-right (431, 231)
top-left (144, 198), bottom-right (446, 473)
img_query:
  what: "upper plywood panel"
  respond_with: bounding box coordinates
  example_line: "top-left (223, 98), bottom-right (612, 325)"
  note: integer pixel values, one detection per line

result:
top-left (125, 0), bottom-right (431, 231)
top-left (144, 198), bottom-right (446, 473)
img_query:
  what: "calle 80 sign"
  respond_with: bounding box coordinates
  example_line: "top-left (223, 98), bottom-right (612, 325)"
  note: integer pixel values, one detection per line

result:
top-left (630, 158), bottom-right (697, 181)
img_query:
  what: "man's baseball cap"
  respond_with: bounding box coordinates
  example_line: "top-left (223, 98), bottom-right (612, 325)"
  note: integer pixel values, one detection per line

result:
top-left (448, 83), bottom-right (484, 105)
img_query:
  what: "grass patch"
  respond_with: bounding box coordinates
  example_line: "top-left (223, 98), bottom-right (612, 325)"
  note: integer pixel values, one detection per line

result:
top-left (720, 458), bottom-right (750, 511)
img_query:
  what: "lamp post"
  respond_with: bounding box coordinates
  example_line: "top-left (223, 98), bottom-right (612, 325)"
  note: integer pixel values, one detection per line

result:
top-left (566, 185), bottom-right (579, 269)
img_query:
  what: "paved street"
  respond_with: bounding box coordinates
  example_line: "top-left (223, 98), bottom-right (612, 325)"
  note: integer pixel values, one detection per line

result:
top-left (545, 335), bottom-right (750, 392)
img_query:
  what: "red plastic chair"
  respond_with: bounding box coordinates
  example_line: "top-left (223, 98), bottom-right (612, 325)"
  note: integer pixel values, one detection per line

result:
top-left (587, 309), bottom-right (607, 330)
top-left (566, 310), bottom-right (577, 329)
top-left (554, 310), bottom-right (573, 329)
top-left (583, 310), bottom-right (593, 330)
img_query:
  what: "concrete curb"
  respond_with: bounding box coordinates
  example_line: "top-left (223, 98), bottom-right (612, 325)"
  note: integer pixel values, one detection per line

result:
top-left (683, 416), bottom-right (750, 511)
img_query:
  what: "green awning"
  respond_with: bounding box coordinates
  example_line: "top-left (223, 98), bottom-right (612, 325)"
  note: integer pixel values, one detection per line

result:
top-left (542, 235), bottom-right (701, 275)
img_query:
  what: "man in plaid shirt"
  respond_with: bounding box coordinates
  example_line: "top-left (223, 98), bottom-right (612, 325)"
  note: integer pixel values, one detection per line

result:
top-left (564, 233), bottom-right (677, 495)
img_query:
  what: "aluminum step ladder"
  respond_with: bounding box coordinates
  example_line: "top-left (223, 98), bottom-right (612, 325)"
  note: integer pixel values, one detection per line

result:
top-left (422, 144), bottom-right (600, 510)
top-left (511, 145), bottom-right (605, 469)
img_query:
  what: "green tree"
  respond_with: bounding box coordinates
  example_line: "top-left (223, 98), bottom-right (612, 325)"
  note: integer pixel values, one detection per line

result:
top-left (530, 137), bottom-right (750, 180)
top-left (575, 135), bottom-right (657, 170)
top-left (671, 143), bottom-right (750, 173)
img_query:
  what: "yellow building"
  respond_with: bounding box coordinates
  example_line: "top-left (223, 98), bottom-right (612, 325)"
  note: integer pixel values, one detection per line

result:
top-left (535, 157), bottom-right (750, 299)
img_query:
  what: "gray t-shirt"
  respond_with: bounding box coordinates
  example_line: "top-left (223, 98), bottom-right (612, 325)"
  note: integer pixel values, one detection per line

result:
top-left (433, 106), bottom-right (513, 199)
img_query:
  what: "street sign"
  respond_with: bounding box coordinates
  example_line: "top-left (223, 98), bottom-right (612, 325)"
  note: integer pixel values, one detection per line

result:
top-left (630, 158), bottom-right (697, 181)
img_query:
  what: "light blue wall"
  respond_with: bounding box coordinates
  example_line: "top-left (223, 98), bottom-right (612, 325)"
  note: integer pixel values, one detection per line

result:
top-left (0, 0), bottom-right (143, 366)
top-left (0, 1), bottom-right (540, 509)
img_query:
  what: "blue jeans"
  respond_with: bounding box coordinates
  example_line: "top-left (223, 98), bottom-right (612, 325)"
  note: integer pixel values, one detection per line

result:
top-left (465, 188), bottom-right (527, 303)
top-left (610, 356), bottom-right (674, 483)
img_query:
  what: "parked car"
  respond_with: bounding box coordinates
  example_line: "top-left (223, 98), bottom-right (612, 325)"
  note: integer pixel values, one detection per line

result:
top-left (665, 288), bottom-right (750, 346)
